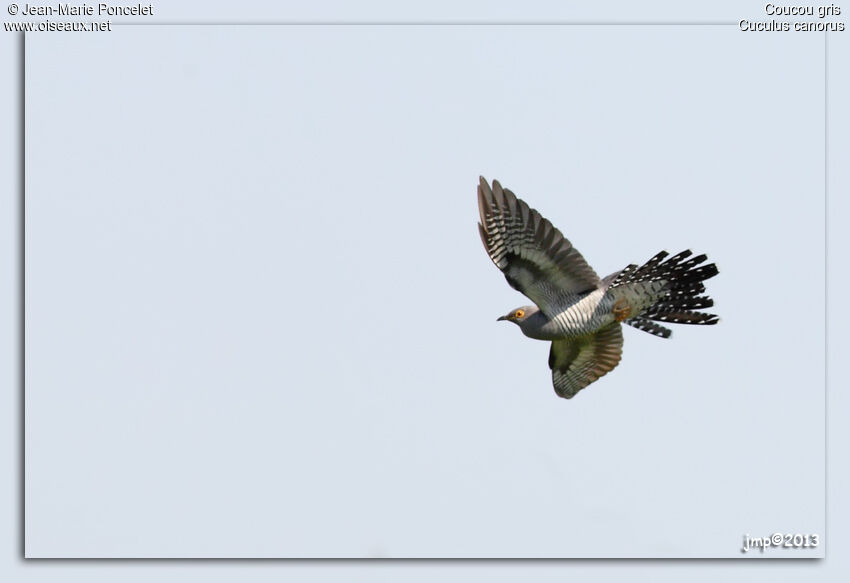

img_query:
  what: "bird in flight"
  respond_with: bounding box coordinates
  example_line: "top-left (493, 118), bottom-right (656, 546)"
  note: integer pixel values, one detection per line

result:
top-left (477, 177), bottom-right (719, 399)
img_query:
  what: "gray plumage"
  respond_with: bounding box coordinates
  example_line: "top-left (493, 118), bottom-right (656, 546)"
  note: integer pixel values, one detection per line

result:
top-left (478, 177), bottom-right (718, 399)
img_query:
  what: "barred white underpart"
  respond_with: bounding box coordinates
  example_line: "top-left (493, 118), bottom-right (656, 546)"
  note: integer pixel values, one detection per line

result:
top-left (478, 177), bottom-right (719, 400)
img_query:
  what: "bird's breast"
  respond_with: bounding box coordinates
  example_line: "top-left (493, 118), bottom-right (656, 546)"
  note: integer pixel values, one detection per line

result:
top-left (546, 289), bottom-right (617, 337)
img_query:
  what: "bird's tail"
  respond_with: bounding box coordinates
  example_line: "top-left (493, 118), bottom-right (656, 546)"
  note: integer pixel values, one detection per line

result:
top-left (611, 250), bottom-right (719, 338)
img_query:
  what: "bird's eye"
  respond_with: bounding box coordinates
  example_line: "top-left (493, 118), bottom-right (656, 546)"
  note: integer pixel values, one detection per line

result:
top-left (515, 309), bottom-right (525, 319)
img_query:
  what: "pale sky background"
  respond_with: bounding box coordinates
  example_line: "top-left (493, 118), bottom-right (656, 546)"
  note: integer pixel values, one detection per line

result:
top-left (2, 0), bottom-right (848, 578)
top-left (23, 16), bottom-right (826, 559)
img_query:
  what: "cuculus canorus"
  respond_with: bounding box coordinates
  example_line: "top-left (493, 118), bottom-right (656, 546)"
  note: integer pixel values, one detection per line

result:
top-left (477, 177), bottom-right (719, 399)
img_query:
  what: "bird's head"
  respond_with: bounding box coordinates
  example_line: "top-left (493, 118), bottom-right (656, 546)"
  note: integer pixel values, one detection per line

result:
top-left (497, 305), bottom-right (539, 326)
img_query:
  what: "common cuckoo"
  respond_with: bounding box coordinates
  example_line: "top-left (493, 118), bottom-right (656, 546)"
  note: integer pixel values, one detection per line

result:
top-left (477, 177), bottom-right (719, 399)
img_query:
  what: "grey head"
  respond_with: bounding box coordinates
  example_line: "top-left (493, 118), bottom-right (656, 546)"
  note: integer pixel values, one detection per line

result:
top-left (497, 305), bottom-right (548, 339)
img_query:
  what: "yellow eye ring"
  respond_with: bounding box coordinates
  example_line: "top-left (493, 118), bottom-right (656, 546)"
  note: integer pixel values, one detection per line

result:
top-left (514, 309), bottom-right (525, 319)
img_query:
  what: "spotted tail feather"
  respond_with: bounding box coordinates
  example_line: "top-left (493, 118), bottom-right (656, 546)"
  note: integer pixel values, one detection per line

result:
top-left (614, 250), bottom-right (719, 336)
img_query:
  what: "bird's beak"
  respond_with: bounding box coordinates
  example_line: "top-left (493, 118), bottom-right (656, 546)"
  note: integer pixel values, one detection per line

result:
top-left (497, 315), bottom-right (508, 321)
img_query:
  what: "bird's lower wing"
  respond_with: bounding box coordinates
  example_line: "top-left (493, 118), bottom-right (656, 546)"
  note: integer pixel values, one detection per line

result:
top-left (478, 177), bottom-right (601, 314)
top-left (549, 323), bottom-right (624, 399)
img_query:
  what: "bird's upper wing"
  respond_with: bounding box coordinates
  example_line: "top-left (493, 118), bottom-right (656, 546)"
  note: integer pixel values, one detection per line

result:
top-left (549, 323), bottom-right (623, 398)
top-left (477, 177), bottom-right (601, 314)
